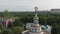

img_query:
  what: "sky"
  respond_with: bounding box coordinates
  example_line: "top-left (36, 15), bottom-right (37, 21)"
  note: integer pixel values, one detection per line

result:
top-left (0, 0), bottom-right (60, 11)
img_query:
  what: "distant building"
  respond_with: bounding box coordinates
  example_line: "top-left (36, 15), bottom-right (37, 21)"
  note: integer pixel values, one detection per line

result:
top-left (51, 9), bottom-right (60, 14)
top-left (22, 7), bottom-right (51, 34)
top-left (51, 9), bottom-right (60, 11)
top-left (0, 18), bottom-right (14, 27)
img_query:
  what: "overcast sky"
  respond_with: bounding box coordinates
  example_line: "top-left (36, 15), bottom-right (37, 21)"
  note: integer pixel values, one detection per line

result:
top-left (0, 0), bottom-right (60, 11)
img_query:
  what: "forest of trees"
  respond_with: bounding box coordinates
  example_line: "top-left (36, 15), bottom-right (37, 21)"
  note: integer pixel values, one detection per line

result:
top-left (0, 11), bottom-right (60, 34)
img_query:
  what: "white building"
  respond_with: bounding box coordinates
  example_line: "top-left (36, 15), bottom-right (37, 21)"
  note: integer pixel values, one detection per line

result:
top-left (22, 7), bottom-right (51, 34)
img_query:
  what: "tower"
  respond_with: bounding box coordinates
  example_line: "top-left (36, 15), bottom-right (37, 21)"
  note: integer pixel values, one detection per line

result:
top-left (22, 7), bottom-right (51, 34)
top-left (34, 7), bottom-right (39, 24)
top-left (29, 7), bottom-right (43, 34)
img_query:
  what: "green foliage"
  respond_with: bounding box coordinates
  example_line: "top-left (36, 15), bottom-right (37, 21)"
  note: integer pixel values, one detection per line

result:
top-left (8, 23), bottom-right (14, 28)
top-left (2, 28), bottom-right (13, 34)
top-left (0, 30), bottom-right (2, 34)
top-left (11, 26), bottom-right (24, 34)
top-left (0, 12), bottom-right (60, 34)
top-left (0, 24), bottom-right (3, 29)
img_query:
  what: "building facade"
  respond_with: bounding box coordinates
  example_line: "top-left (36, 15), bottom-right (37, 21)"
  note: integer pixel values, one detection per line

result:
top-left (0, 18), bottom-right (14, 27)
